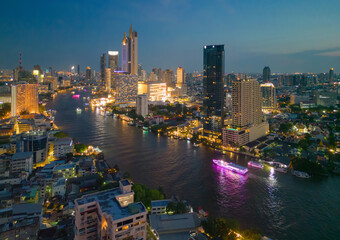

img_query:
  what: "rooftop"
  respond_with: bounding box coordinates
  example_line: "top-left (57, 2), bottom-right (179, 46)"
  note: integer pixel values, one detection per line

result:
top-left (151, 199), bottom-right (171, 208)
top-left (55, 137), bottom-right (73, 145)
top-left (12, 152), bottom-right (33, 160)
top-left (150, 213), bottom-right (200, 234)
top-left (120, 179), bottom-right (130, 186)
top-left (75, 188), bottom-right (146, 221)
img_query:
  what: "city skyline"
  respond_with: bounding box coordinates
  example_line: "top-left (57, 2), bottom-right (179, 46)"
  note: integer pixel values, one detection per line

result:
top-left (1, 1), bottom-right (340, 73)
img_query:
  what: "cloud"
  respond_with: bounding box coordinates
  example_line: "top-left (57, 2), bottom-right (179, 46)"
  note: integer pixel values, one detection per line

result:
top-left (317, 50), bottom-right (340, 57)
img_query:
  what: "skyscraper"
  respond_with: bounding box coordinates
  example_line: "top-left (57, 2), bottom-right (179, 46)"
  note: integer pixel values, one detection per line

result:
top-left (100, 53), bottom-right (106, 84)
top-left (163, 69), bottom-right (174, 88)
top-left (77, 65), bottom-right (80, 75)
top-left (105, 68), bottom-right (111, 93)
top-left (203, 45), bottom-right (225, 134)
top-left (121, 25), bottom-right (138, 75)
top-left (86, 67), bottom-right (92, 81)
top-left (108, 51), bottom-right (119, 71)
top-left (260, 83), bottom-right (276, 110)
top-left (11, 84), bottom-right (39, 116)
top-left (263, 66), bottom-right (271, 83)
top-left (329, 68), bottom-right (334, 83)
top-left (108, 51), bottom-right (119, 88)
top-left (176, 67), bottom-right (185, 87)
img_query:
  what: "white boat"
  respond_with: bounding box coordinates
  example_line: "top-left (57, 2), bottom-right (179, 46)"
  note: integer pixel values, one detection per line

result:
top-left (76, 108), bottom-right (82, 113)
top-left (293, 170), bottom-right (311, 178)
top-left (248, 161), bottom-right (264, 169)
top-left (275, 167), bottom-right (288, 173)
top-left (193, 143), bottom-right (199, 148)
top-left (213, 159), bottom-right (248, 175)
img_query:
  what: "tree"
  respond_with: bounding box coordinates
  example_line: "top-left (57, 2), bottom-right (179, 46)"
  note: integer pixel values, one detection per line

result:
top-left (123, 171), bottom-right (131, 179)
top-left (202, 217), bottom-right (239, 240)
top-left (279, 123), bottom-right (293, 134)
top-left (20, 110), bottom-right (29, 115)
top-left (74, 143), bottom-right (87, 153)
top-left (54, 131), bottom-right (69, 138)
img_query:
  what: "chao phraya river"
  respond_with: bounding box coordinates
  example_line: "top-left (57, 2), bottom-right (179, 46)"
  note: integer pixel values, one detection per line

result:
top-left (47, 89), bottom-right (340, 240)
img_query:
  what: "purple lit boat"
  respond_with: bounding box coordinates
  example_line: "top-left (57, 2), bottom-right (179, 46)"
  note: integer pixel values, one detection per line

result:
top-left (72, 94), bottom-right (80, 99)
top-left (248, 161), bottom-right (264, 169)
top-left (213, 159), bottom-right (248, 175)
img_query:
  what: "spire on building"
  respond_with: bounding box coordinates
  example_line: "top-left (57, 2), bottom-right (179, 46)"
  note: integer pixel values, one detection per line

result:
top-left (122, 32), bottom-right (127, 44)
top-left (129, 24), bottom-right (133, 38)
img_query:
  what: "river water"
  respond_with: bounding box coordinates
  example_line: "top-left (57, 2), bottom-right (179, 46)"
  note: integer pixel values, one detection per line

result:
top-left (47, 89), bottom-right (340, 240)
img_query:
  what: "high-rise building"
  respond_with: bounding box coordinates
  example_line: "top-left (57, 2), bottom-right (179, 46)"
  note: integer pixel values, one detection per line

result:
top-left (141, 70), bottom-right (147, 81)
top-left (176, 67), bottom-right (185, 87)
top-left (260, 83), bottom-right (276, 110)
top-left (108, 51), bottom-right (119, 71)
top-left (138, 64), bottom-right (142, 76)
top-left (232, 79), bottom-right (262, 127)
top-left (329, 68), bottom-right (334, 83)
top-left (136, 94), bottom-right (148, 117)
top-left (121, 25), bottom-right (138, 74)
top-left (163, 69), bottom-right (174, 88)
top-left (11, 84), bottom-right (39, 117)
top-left (203, 45), bottom-right (225, 134)
top-left (148, 72), bottom-right (157, 82)
top-left (115, 74), bottom-right (138, 105)
top-left (263, 66), bottom-right (271, 83)
top-left (108, 51), bottom-right (119, 88)
top-left (100, 53), bottom-right (106, 84)
top-left (74, 180), bottom-right (147, 240)
top-left (105, 68), bottom-right (111, 93)
top-left (86, 67), bottom-right (92, 81)
top-left (77, 65), bottom-right (80, 75)
top-left (223, 78), bottom-right (268, 146)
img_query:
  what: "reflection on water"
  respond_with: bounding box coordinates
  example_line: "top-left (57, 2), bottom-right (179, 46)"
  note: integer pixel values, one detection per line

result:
top-left (47, 89), bottom-right (340, 240)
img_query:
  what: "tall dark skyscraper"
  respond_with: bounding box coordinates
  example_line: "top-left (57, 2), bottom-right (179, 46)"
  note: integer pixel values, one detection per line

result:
top-left (77, 65), bottom-right (80, 75)
top-left (122, 25), bottom-right (138, 75)
top-left (263, 66), bottom-right (271, 82)
top-left (86, 66), bottom-right (92, 81)
top-left (329, 68), bottom-right (334, 83)
top-left (203, 45), bottom-right (225, 135)
top-left (100, 53), bottom-right (106, 84)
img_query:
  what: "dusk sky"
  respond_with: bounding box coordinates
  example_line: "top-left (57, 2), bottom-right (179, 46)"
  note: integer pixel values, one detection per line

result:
top-left (1, 0), bottom-right (340, 73)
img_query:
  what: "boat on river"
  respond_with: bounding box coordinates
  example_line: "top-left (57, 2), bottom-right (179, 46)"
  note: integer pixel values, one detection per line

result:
top-left (248, 161), bottom-right (264, 169)
top-left (76, 108), bottom-right (82, 113)
top-left (213, 159), bottom-right (248, 175)
top-left (293, 170), bottom-right (311, 178)
top-left (275, 167), bottom-right (288, 173)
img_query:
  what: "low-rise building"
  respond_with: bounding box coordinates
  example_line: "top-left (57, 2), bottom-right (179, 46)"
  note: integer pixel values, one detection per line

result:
top-left (74, 179), bottom-right (147, 240)
top-left (53, 163), bottom-right (76, 179)
top-left (53, 137), bottom-right (74, 158)
top-left (52, 178), bottom-right (66, 198)
top-left (11, 152), bottom-right (33, 175)
top-left (151, 199), bottom-right (171, 215)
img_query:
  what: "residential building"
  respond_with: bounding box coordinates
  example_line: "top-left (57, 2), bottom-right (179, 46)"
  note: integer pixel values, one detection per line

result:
top-left (163, 69), bottom-right (174, 88)
top-left (74, 180), bottom-right (147, 240)
top-left (151, 199), bottom-right (171, 215)
top-left (108, 51), bottom-right (119, 87)
top-left (329, 68), bottom-right (334, 83)
top-left (53, 137), bottom-right (74, 159)
top-left (52, 178), bottom-right (66, 198)
top-left (53, 163), bottom-right (76, 179)
top-left (11, 152), bottom-right (33, 175)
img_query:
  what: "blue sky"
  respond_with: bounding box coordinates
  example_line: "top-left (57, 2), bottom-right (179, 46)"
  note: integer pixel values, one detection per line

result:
top-left (0, 0), bottom-right (339, 73)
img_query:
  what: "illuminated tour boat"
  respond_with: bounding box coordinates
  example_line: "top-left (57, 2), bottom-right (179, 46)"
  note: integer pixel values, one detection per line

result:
top-left (213, 159), bottom-right (248, 175)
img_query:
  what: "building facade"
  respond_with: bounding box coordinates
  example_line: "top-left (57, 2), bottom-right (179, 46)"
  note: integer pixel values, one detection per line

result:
top-left (260, 83), bottom-right (276, 110)
top-left (121, 25), bottom-right (138, 75)
top-left (74, 180), bottom-right (147, 240)
top-left (263, 66), bottom-right (271, 83)
top-left (115, 74), bottom-right (138, 105)
top-left (136, 94), bottom-right (148, 117)
top-left (100, 53), bottom-right (106, 84)
top-left (176, 67), bottom-right (185, 87)
top-left (203, 45), bottom-right (225, 135)
top-left (11, 84), bottom-right (39, 117)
